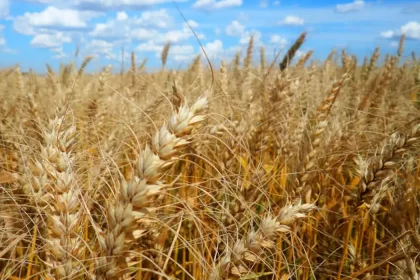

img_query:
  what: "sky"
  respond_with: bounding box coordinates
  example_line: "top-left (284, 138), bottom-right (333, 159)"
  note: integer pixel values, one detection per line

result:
top-left (0, 0), bottom-right (419, 73)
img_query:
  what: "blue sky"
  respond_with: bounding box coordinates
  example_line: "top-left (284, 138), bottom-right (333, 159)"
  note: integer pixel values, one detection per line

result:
top-left (0, 0), bottom-right (419, 73)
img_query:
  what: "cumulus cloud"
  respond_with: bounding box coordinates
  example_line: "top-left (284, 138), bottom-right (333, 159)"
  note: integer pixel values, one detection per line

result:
top-left (0, 0), bottom-right (9, 19)
top-left (203, 39), bottom-right (224, 59)
top-left (88, 9), bottom-right (200, 45)
top-left (85, 39), bottom-right (115, 59)
top-left (89, 20), bottom-right (131, 41)
top-left (116, 11), bottom-right (128, 21)
top-left (33, 0), bottom-right (188, 11)
top-left (31, 32), bottom-right (72, 48)
top-left (278, 16), bottom-right (304, 26)
top-left (225, 20), bottom-right (245, 36)
top-left (193, 0), bottom-right (242, 10)
top-left (51, 47), bottom-right (66, 59)
top-left (295, 50), bottom-right (306, 59)
top-left (135, 41), bottom-right (195, 62)
top-left (184, 20), bottom-right (199, 29)
top-left (380, 21), bottom-right (420, 40)
top-left (13, 6), bottom-right (101, 57)
top-left (269, 35), bottom-right (287, 46)
top-left (157, 29), bottom-right (198, 43)
top-left (13, 6), bottom-right (99, 35)
top-left (89, 9), bottom-right (179, 43)
top-left (136, 41), bottom-right (162, 52)
top-left (335, 0), bottom-right (364, 13)
top-left (130, 28), bottom-right (160, 41)
top-left (134, 9), bottom-right (174, 28)
top-left (170, 45), bottom-right (196, 61)
top-left (239, 30), bottom-right (261, 45)
top-left (0, 25), bottom-right (5, 46)
top-left (401, 21), bottom-right (420, 40)
top-left (380, 30), bottom-right (394, 39)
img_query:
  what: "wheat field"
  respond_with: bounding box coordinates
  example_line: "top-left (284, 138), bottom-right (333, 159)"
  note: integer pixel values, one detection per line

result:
top-left (1, 32), bottom-right (420, 280)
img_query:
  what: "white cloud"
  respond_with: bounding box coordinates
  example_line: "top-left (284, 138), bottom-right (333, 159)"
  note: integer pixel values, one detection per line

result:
top-left (16, 0), bottom-right (188, 10)
top-left (90, 20), bottom-right (132, 41)
top-left (278, 15), bottom-right (304, 26)
top-left (51, 47), bottom-right (66, 59)
top-left (13, 6), bottom-right (100, 56)
top-left (239, 30), bottom-right (261, 45)
top-left (158, 28), bottom-right (204, 43)
top-left (131, 28), bottom-right (159, 40)
top-left (90, 8), bottom-right (205, 60)
top-left (14, 6), bottom-right (99, 35)
top-left (295, 50), bottom-right (305, 59)
top-left (86, 39), bottom-right (114, 58)
top-left (0, 25), bottom-right (5, 45)
top-left (225, 20), bottom-right (245, 36)
top-left (0, 0), bottom-right (9, 19)
top-left (335, 0), bottom-right (365, 13)
top-left (184, 20), bottom-right (199, 29)
top-left (401, 21), bottom-right (420, 40)
top-left (116, 11), bottom-right (128, 21)
top-left (273, 0), bottom-right (280, 5)
top-left (203, 39), bottom-right (223, 59)
top-left (73, 0), bottom-right (187, 10)
top-left (31, 32), bottom-right (72, 48)
top-left (22, 6), bottom-right (91, 28)
top-left (380, 21), bottom-right (420, 40)
top-left (135, 41), bottom-right (195, 62)
top-left (259, 0), bottom-right (268, 8)
top-left (136, 41), bottom-right (162, 52)
top-left (90, 9), bottom-right (176, 42)
top-left (170, 45), bottom-right (196, 61)
top-left (214, 27), bottom-right (221, 36)
top-left (269, 35), bottom-right (287, 46)
top-left (380, 30), bottom-right (394, 39)
top-left (193, 0), bottom-right (242, 10)
top-left (134, 9), bottom-right (174, 29)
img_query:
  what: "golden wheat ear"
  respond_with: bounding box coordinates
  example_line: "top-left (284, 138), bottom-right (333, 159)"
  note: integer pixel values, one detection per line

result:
top-left (96, 96), bottom-right (208, 279)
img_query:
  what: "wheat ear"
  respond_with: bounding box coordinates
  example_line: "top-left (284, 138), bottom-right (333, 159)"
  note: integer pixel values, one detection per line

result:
top-left (95, 96), bottom-right (208, 280)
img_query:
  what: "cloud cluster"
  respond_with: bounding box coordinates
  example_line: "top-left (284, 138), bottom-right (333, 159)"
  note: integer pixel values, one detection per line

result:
top-left (0, 0), bottom-right (9, 19)
top-left (11, 3), bottom-right (208, 62)
top-left (203, 39), bottom-right (223, 59)
top-left (193, 0), bottom-right (242, 10)
top-left (225, 20), bottom-right (245, 36)
top-left (88, 9), bottom-right (176, 42)
top-left (269, 35), bottom-right (287, 46)
top-left (0, 25), bottom-right (5, 46)
top-left (278, 16), bottom-right (304, 26)
top-left (17, 0), bottom-right (188, 10)
top-left (14, 6), bottom-right (99, 35)
top-left (381, 21), bottom-right (420, 40)
top-left (335, 0), bottom-right (364, 13)
top-left (7, 0), bottom-right (418, 69)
